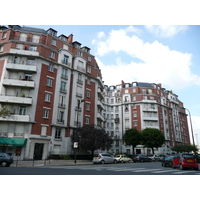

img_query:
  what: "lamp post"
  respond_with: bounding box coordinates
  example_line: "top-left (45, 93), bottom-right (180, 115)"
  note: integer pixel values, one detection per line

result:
top-left (182, 107), bottom-right (195, 147)
top-left (74, 99), bottom-right (85, 164)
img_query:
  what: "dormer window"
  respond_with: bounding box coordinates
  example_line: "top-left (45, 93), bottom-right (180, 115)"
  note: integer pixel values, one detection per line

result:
top-left (47, 28), bottom-right (57, 37)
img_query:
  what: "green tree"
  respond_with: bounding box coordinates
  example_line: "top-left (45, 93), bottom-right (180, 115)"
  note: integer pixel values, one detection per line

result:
top-left (141, 128), bottom-right (165, 154)
top-left (0, 105), bottom-right (11, 118)
top-left (71, 124), bottom-right (113, 157)
top-left (171, 144), bottom-right (198, 153)
top-left (123, 128), bottom-right (142, 155)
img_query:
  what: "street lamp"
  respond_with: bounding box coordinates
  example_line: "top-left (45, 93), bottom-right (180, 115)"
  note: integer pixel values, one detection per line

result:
top-left (74, 99), bottom-right (85, 164)
top-left (182, 107), bottom-right (195, 147)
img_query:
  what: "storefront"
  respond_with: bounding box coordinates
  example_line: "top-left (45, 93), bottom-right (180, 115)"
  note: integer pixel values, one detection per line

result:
top-left (0, 137), bottom-right (27, 160)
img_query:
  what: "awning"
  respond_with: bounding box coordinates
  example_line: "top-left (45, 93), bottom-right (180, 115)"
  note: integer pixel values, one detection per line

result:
top-left (0, 138), bottom-right (27, 147)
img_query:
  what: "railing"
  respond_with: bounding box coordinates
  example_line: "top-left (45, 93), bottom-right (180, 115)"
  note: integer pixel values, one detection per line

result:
top-left (0, 132), bottom-right (8, 137)
top-left (58, 103), bottom-right (66, 108)
top-left (9, 36), bottom-right (46, 45)
top-left (61, 60), bottom-right (71, 67)
top-left (14, 133), bottom-right (25, 137)
top-left (57, 119), bottom-right (64, 123)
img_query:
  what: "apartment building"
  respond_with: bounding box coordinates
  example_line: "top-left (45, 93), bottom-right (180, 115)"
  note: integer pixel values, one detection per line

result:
top-left (0, 25), bottom-right (104, 160)
top-left (104, 81), bottom-right (190, 155)
top-left (0, 25), bottom-right (190, 159)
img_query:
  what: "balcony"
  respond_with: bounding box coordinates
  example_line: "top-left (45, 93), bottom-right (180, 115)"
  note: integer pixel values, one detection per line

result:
top-left (0, 114), bottom-right (30, 122)
top-left (97, 100), bottom-right (105, 110)
top-left (9, 48), bottom-right (39, 57)
top-left (0, 95), bottom-right (32, 104)
top-left (143, 116), bottom-right (158, 121)
top-left (6, 62), bottom-right (37, 73)
top-left (61, 60), bottom-right (71, 68)
top-left (77, 65), bottom-right (85, 72)
top-left (3, 79), bottom-right (35, 88)
top-left (97, 112), bottom-right (105, 121)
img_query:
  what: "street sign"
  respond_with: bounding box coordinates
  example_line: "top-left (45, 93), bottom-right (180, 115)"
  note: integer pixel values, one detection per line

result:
top-left (74, 142), bottom-right (78, 148)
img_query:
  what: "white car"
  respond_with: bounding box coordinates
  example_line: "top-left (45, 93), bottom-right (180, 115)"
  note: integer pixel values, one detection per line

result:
top-left (148, 154), bottom-right (161, 161)
top-left (115, 154), bottom-right (131, 163)
top-left (93, 153), bottom-right (117, 164)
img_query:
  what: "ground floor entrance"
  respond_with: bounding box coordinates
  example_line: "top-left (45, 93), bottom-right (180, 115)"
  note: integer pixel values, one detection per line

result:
top-left (34, 143), bottom-right (44, 160)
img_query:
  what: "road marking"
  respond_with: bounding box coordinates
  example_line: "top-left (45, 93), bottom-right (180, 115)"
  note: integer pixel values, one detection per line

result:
top-left (152, 169), bottom-right (176, 173)
top-left (133, 168), bottom-right (160, 172)
top-left (173, 171), bottom-right (190, 174)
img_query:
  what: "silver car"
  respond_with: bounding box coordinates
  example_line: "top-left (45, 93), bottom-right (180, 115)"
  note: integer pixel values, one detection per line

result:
top-left (93, 153), bottom-right (117, 164)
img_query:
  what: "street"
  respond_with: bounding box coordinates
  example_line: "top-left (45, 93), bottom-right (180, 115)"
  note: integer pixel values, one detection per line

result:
top-left (1, 161), bottom-right (200, 175)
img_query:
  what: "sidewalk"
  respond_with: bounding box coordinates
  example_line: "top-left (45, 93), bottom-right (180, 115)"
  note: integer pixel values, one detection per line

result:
top-left (11, 159), bottom-right (93, 167)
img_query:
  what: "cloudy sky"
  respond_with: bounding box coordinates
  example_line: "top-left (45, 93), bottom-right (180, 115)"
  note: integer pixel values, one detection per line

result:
top-left (29, 25), bottom-right (200, 145)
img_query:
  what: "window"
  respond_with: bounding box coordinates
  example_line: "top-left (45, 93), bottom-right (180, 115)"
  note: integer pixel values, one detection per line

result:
top-left (86, 89), bottom-right (91, 98)
top-left (125, 105), bottom-right (129, 112)
top-left (47, 77), bottom-right (53, 87)
top-left (133, 88), bottom-right (136, 93)
top-left (58, 111), bottom-right (64, 123)
top-left (52, 38), bottom-right (56, 46)
top-left (133, 112), bottom-right (137, 117)
top-left (43, 108), bottom-right (50, 118)
top-left (27, 59), bottom-right (35, 65)
top-left (2, 32), bottom-right (7, 39)
top-left (63, 55), bottom-right (68, 65)
top-left (133, 96), bottom-right (136, 101)
top-left (87, 66), bottom-right (91, 73)
top-left (45, 92), bottom-right (51, 102)
top-left (86, 102), bottom-right (90, 111)
top-left (124, 96), bottom-right (129, 102)
top-left (88, 56), bottom-right (91, 62)
top-left (29, 45), bottom-right (37, 51)
top-left (50, 51), bottom-right (55, 59)
top-left (85, 116), bottom-right (90, 124)
top-left (19, 106), bottom-right (26, 115)
top-left (78, 73), bottom-right (82, 82)
top-left (61, 68), bottom-right (67, 79)
top-left (142, 89), bottom-right (146, 94)
top-left (0, 45), bottom-right (4, 52)
top-left (78, 50), bottom-right (82, 56)
top-left (55, 128), bottom-right (61, 139)
top-left (133, 121), bottom-right (138, 126)
top-left (87, 78), bottom-right (91, 85)
top-left (60, 81), bottom-right (67, 93)
top-left (48, 64), bottom-right (54, 72)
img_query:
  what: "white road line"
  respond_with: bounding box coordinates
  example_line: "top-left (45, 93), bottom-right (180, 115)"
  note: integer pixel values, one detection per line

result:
top-left (133, 168), bottom-right (160, 172)
top-left (152, 170), bottom-right (176, 173)
top-left (173, 171), bottom-right (190, 174)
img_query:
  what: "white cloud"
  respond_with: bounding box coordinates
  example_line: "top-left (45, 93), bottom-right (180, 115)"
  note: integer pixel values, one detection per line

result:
top-left (94, 26), bottom-right (200, 90)
top-left (97, 31), bottom-right (105, 39)
top-left (145, 25), bottom-right (188, 38)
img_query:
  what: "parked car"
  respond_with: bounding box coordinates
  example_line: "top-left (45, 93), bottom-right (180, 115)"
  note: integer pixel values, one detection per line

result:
top-left (172, 154), bottom-right (198, 170)
top-left (93, 153), bottom-right (117, 164)
top-left (132, 154), bottom-right (152, 162)
top-left (161, 155), bottom-right (175, 167)
top-left (148, 154), bottom-right (161, 161)
top-left (0, 153), bottom-right (13, 167)
top-left (115, 154), bottom-right (131, 163)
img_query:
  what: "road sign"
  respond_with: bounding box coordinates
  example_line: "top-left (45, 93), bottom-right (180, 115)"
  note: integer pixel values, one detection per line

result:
top-left (74, 142), bottom-right (78, 148)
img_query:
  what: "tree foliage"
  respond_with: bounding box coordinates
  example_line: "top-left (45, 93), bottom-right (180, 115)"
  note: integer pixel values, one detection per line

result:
top-left (171, 144), bottom-right (198, 153)
top-left (123, 128), bottom-right (142, 155)
top-left (71, 124), bottom-right (113, 156)
top-left (141, 128), bottom-right (165, 154)
top-left (0, 105), bottom-right (11, 117)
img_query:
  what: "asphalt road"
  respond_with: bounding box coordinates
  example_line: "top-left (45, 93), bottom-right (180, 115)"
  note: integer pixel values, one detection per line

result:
top-left (1, 161), bottom-right (200, 175)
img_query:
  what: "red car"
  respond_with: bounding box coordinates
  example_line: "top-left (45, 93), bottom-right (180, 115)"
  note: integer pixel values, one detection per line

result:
top-left (172, 154), bottom-right (198, 170)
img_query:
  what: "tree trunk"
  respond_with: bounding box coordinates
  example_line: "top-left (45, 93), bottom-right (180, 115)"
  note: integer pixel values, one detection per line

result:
top-left (132, 146), bottom-right (135, 155)
top-left (151, 147), bottom-right (154, 154)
